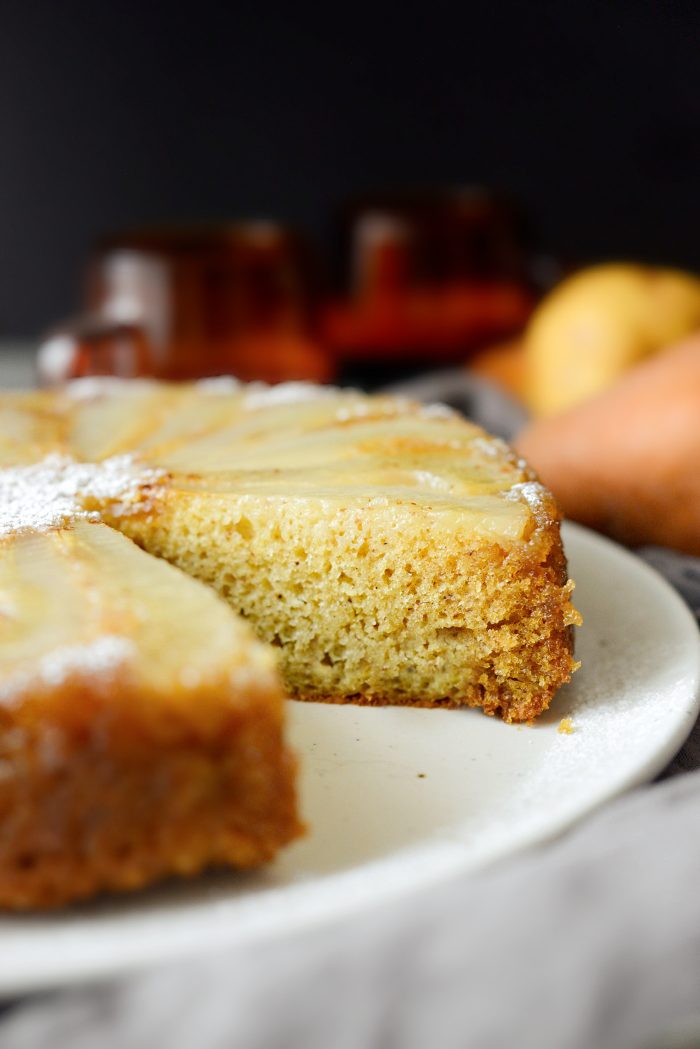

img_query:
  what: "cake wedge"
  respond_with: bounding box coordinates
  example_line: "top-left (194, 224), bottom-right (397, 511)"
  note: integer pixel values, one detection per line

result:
top-left (0, 521), bottom-right (300, 910)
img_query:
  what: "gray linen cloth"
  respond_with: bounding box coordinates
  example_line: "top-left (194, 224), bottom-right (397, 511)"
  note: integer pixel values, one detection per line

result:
top-left (2, 371), bottom-right (700, 1049)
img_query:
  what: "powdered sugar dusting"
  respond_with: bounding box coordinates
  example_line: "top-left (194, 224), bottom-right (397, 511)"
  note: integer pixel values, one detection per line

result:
top-left (334, 401), bottom-right (372, 422)
top-left (38, 636), bottom-right (135, 687)
top-left (333, 394), bottom-right (414, 423)
top-left (472, 435), bottom-right (510, 457)
top-left (411, 469), bottom-right (454, 492)
top-left (65, 378), bottom-right (157, 401)
top-left (0, 635), bottom-right (136, 707)
top-left (196, 376), bottom-right (244, 395)
top-left (419, 402), bottom-right (456, 420)
top-left (506, 481), bottom-right (550, 518)
top-left (243, 382), bottom-right (337, 410)
top-left (0, 454), bottom-right (165, 536)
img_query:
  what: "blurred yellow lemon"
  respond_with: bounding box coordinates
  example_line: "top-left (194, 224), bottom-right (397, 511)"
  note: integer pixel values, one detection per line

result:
top-left (525, 263), bottom-right (700, 416)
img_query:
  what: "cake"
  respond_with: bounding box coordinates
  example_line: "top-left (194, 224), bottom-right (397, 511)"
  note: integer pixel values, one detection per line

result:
top-left (0, 378), bottom-right (579, 907)
top-left (0, 514), bottom-right (300, 910)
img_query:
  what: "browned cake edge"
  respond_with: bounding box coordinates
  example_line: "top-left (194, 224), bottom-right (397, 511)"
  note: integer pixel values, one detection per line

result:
top-left (291, 531), bottom-right (579, 723)
top-left (0, 671), bottom-right (301, 910)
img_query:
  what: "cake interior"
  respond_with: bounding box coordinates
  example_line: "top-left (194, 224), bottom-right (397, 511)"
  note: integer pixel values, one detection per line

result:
top-left (72, 381), bottom-right (581, 722)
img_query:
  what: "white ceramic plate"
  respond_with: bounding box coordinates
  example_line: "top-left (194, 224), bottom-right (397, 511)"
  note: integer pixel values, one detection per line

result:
top-left (2, 522), bottom-right (699, 995)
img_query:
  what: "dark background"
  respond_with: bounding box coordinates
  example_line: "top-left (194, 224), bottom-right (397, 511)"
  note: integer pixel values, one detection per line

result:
top-left (1, 0), bottom-right (699, 337)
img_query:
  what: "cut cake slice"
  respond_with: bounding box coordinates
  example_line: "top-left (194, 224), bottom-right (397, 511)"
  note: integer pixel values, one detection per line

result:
top-left (0, 521), bottom-right (300, 909)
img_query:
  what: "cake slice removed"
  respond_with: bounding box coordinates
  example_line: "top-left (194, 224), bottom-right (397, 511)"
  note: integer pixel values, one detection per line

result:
top-left (0, 521), bottom-right (300, 910)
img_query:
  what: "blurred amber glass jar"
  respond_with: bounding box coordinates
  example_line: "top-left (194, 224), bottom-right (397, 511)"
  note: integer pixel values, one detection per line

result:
top-left (38, 224), bottom-right (332, 386)
top-left (323, 188), bottom-right (535, 382)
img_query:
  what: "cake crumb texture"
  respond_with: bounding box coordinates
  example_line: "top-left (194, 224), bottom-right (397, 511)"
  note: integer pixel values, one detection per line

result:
top-left (117, 490), bottom-right (578, 723)
top-left (73, 380), bottom-right (580, 723)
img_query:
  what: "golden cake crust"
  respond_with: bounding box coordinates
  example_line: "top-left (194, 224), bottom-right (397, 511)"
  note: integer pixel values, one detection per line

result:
top-left (0, 671), bottom-right (299, 910)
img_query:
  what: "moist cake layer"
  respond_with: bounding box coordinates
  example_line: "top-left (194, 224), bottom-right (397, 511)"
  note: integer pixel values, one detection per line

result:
top-left (61, 379), bottom-right (580, 721)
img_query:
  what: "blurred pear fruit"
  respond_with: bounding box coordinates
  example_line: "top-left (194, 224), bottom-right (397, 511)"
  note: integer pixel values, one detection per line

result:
top-left (525, 263), bottom-right (700, 416)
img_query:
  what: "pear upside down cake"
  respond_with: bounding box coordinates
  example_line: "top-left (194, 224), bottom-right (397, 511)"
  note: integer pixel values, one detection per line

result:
top-left (0, 379), bottom-right (580, 908)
